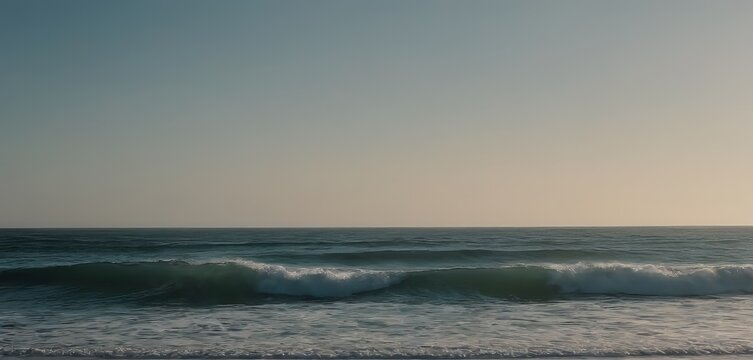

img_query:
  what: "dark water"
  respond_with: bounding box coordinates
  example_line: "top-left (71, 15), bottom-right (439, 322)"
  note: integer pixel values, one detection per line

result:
top-left (2, 227), bottom-right (753, 358)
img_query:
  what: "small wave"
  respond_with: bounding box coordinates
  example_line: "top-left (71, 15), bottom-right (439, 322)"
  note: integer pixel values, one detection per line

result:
top-left (2, 261), bottom-right (753, 303)
top-left (549, 262), bottom-right (753, 296)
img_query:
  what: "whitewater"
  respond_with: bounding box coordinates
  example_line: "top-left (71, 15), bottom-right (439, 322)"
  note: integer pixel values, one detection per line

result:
top-left (2, 227), bottom-right (753, 359)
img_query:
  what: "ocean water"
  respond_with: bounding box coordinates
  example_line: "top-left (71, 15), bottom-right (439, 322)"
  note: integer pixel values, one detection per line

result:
top-left (2, 227), bottom-right (753, 359)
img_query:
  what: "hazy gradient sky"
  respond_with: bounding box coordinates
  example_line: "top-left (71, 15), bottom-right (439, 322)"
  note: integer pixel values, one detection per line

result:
top-left (2, 0), bottom-right (753, 227)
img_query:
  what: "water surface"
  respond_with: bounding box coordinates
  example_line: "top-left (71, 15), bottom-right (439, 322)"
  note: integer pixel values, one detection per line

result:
top-left (2, 227), bottom-right (752, 358)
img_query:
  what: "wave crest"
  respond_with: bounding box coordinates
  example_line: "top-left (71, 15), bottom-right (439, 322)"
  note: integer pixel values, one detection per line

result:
top-left (235, 260), bottom-right (399, 297)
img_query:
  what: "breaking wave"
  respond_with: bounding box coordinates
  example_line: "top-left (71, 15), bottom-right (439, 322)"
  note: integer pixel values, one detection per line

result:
top-left (2, 260), bottom-right (753, 303)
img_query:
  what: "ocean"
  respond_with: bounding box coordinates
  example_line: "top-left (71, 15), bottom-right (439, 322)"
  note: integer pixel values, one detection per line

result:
top-left (1, 227), bottom-right (753, 359)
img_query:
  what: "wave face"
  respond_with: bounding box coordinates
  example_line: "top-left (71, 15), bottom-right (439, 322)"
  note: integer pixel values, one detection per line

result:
top-left (3, 261), bottom-right (753, 303)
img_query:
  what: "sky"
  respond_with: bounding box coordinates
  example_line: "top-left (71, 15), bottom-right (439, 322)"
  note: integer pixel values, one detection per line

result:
top-left (1, 0), bottom-right (753, 227)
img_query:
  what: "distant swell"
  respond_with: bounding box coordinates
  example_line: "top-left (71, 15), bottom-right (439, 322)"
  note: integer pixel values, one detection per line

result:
top-left (2, 261), bottom-right (753, 303)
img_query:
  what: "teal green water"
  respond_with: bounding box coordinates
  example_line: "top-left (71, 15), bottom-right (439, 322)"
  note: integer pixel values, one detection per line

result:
top-left (2, 227), bottom-right (753, 358)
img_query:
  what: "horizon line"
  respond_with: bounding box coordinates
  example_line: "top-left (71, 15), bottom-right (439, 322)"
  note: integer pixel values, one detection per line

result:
top-left (1, 224), bottom-right (752, 230)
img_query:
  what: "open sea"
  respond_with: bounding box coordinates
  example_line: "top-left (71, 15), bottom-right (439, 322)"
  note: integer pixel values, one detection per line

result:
top-left (2, 227), bottom-right (753, 359)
